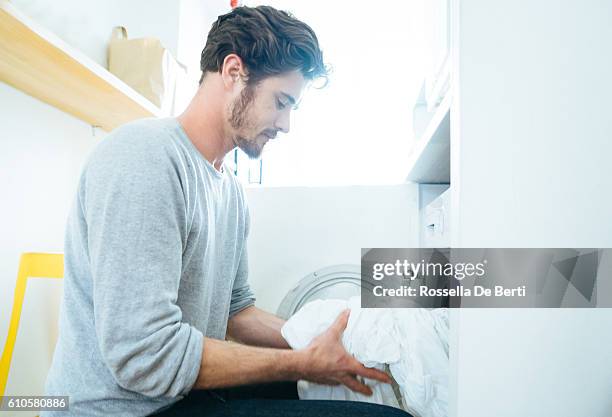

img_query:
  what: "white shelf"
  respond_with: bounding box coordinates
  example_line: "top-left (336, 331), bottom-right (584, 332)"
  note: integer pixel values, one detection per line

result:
top-left (0, 0), bottom-right (162, 132)
top-left (405, 93), bottom-right (451, 183)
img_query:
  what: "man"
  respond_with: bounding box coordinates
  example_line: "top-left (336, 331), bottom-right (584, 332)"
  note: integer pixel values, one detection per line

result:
top-left (44, 6), bottom-right (409, 417)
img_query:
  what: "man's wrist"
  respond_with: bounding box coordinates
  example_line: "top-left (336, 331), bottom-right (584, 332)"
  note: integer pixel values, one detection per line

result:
top-left (277, 347), bottom-right (308, 381)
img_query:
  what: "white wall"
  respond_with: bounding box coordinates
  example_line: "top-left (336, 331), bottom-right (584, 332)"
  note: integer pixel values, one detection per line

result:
top-left (451, 1), bottom-right (612, 416)
top-left (11, 0), bottom-right (182, 67)
top-left (0, 83), bottom-right (99, 414)
top-left (175, 0), bottom-right (230, 113)
top-left (245, 184), bottom-right (419, 312)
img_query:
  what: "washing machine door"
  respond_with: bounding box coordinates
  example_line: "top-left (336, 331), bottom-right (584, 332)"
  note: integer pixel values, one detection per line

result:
top-left (278, 264), bottom-right (405, 407)
top-left (276, 265), bottom-right (362, 319)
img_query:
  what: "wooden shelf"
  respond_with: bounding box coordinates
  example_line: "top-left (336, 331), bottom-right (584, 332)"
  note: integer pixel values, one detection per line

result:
top-left (405, 92), bottom-right (451, 184)
top-left (0, 1), bottom-right (162, 132)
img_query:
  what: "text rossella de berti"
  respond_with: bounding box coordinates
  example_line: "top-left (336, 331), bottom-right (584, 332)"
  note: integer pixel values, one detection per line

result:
top-left (370, 259), bottom-right (526, 298)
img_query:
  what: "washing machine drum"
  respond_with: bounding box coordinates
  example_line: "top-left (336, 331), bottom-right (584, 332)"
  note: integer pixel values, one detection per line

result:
top-left (278, 264), bottom-right (406, 407)
top-left (276, 265), bottom-right (362, 319)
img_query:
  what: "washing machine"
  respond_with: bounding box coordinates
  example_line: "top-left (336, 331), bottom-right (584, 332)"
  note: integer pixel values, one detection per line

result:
top-left (276, 264), bottom-right (361, 319)
top-left (277, 264), bottom-right (406, 408)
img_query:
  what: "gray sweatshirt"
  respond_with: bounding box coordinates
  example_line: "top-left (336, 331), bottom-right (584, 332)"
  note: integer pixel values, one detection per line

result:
top-left (43, 117), bottom-right (255, 416)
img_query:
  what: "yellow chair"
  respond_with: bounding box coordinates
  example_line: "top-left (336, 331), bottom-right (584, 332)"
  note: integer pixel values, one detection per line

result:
top-left (0, 253), bottom-right (64, 397)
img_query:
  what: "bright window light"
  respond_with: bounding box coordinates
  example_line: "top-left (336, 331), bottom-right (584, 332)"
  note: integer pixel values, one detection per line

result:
top-left (237, 0), bottom-right (429, 186)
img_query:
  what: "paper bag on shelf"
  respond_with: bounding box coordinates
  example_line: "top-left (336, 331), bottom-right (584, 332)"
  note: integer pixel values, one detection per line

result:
top-left (107, 26), bottom-right (184, 115)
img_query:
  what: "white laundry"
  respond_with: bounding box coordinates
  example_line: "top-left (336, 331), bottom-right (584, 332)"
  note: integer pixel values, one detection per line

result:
top-left (390, 308), bottom-right (449, 417)
top-left (281, 296), bottom-right (448, 417)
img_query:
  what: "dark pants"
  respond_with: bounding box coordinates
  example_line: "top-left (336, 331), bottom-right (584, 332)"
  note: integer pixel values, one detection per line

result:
top-left (151, 381), bottom-right (412, 417)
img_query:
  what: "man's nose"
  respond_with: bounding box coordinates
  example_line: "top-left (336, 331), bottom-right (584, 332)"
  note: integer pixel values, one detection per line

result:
top-left (275, 110), bottom-right (291, 134)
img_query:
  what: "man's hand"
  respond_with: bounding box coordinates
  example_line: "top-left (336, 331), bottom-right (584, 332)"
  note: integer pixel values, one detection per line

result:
top-left (296, 309), bottom-right (393, 396)
top-left (195, 309), bottom-right (392, 395)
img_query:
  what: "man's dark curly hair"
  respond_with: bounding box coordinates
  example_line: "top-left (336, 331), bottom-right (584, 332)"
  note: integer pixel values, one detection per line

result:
top-left (199, 5), bottom-right (328, 86)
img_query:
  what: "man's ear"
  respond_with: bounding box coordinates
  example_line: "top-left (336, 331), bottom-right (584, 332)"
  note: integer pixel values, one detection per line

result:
top-left (221, 54), bottom-right (247, 89)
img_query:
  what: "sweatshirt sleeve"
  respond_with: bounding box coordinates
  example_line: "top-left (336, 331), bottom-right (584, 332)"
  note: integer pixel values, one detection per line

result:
top-left (83, 129), bottom-right (203, 398)
top-left (229, 194), bottom-right (256, 317)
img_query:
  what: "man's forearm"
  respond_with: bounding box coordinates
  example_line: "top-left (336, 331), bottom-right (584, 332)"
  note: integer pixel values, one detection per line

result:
top-left (227, 306), bottom-right (290, 348)
top-left (196, 310), bottom-right (393, 396)
top-left (194, 337), bottom-right (304, 389)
